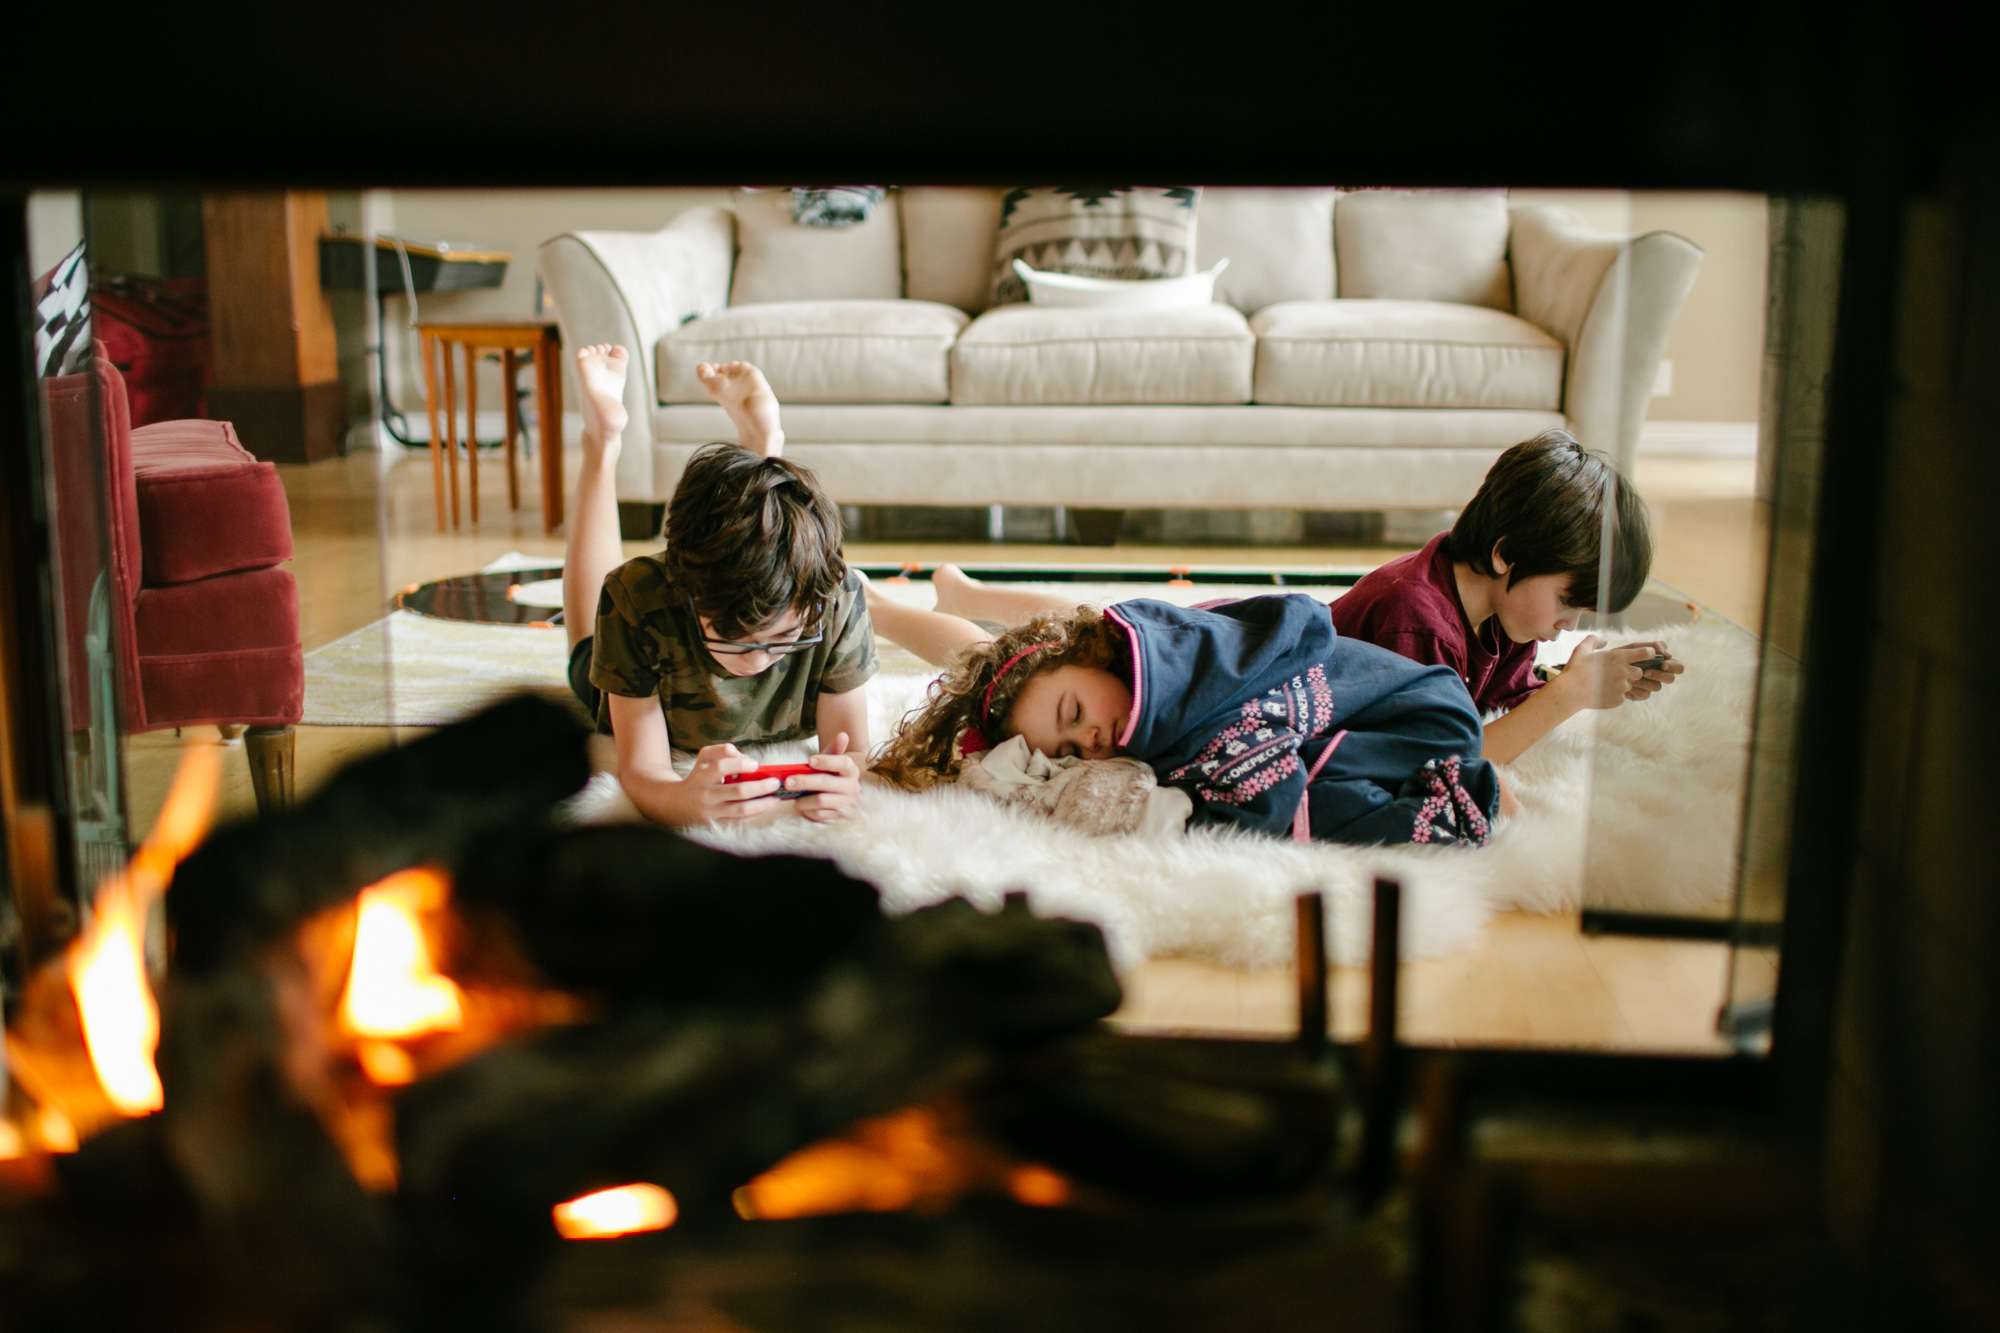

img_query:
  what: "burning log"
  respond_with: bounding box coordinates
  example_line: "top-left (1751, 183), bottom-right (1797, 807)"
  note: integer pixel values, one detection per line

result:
top-left (453, 822), bottom-right (885, 1006)
top-left (167, 695), bottom-right (593, 974)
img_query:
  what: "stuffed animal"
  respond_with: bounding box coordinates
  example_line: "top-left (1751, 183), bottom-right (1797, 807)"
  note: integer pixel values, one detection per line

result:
top-left (959, 735), bottom-right (1191, 838)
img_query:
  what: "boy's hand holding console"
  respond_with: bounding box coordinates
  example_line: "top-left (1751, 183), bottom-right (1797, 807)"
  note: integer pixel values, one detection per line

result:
top-left (673, 734), bottom-right (863, 825)
top-left (1547, 638), bottom-right (1684, 711)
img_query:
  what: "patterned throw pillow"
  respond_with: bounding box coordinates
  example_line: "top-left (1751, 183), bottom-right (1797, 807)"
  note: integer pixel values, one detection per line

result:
top-left (33, 242), bottom-right (92, 377)
top-left (989, 187), bottom-right (1201, 306)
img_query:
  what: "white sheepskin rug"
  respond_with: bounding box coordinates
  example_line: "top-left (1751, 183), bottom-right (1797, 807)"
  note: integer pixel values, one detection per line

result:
top-left (566, 622), bottom-right (1759, 971)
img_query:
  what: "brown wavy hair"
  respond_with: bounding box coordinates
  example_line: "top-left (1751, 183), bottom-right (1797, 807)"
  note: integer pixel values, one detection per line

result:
top-left (871, 606), bottom-right (1127, 790)
top-left (661, 442), bottom-right (846, 639)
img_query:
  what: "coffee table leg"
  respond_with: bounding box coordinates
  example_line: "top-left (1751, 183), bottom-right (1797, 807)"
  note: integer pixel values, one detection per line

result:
top-left (441, 338), bottom-right (460, 528)
top-left (503, 348), bottom-right (521, 510)
top-left (421, 332), bottom-right (446, 531)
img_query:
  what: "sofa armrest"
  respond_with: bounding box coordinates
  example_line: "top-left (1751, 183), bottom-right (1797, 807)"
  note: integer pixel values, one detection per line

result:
top-left (1509, 205), bottom-right (1703, 477)
top-left (538, 207), bottom-right (735, 500)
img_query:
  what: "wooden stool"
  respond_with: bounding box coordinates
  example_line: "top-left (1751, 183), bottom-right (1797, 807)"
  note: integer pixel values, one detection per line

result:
top-left (417, 321), bottom-right (565, 533)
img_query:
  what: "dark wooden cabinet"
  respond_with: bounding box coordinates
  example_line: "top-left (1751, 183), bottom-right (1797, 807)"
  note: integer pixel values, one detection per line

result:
top-left (201, 191), bottom-right (345, 463)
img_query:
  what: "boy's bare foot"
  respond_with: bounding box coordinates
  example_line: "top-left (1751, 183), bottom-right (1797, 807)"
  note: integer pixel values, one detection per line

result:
top-left (575, 344), bottom-right (630, 459)
top-left (930, 563), bottom-right (977, 617)
top-left (695, 360), bottom-right (785, 458)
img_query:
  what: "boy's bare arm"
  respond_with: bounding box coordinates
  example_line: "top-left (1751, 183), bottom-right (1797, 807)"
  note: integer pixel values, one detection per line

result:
top-left (786, 685), bottom-right (869, 821)
top-left (815, 686), bottom-right (871, 760)
top-left (607, 692), bottom-right (782, 825)
top-left (1481, 686), bottom-right (1581, 766)
top-left (1482, 639), bottom-right (1681, 766)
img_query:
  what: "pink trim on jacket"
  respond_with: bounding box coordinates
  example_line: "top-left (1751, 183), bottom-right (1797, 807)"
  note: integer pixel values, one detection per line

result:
top-left (1103, 605), bottom-right (1144, 748)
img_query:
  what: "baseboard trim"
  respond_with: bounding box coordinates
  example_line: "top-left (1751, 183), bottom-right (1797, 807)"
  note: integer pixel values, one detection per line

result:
top-left (1638, 421), bottom-right (1758, 457)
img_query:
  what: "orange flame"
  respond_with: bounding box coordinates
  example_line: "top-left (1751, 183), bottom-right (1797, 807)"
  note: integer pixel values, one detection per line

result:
top-left (35, 1105), bottom-right (78, 1153)
top-left (1006, 1163), bottom-right (1072, 1208)
top-left (552, 1183), bottom-right (678, 1239)
top-left (735, 1107), bottom-right (962, 1219)
top-left (65, 743), bottom-right (222, 1119)
top-left (731, 1104), bottom-right (1071, 1220)
top-left (338, 868), bottom-right (464, 1043)
top-left (70, 880), bottom-right (161, 1114)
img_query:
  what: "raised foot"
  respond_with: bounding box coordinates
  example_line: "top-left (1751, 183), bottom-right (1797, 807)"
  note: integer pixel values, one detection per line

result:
top-left (695, 360), bottom-right (784, 457)
top-left (574, 343), bottom-right (630, 446)
top-left (930, 563), bottom-right (978, 617)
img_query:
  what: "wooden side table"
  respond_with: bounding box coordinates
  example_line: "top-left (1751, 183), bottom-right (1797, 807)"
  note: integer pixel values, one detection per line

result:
top-left (417, 321), bottom-right (565, 533)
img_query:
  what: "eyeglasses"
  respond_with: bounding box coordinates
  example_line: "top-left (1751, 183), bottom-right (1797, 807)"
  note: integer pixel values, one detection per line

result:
top-left (692, 600), bottom-right (827, 657)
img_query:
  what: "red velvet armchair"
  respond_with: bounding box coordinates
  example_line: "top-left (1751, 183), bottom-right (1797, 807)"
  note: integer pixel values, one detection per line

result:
top-left (43, 343), bottom-right (303, 815)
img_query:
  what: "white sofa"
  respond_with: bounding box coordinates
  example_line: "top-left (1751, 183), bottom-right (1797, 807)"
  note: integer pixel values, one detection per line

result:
top-left (538, 188), bottom-right (1701, 520)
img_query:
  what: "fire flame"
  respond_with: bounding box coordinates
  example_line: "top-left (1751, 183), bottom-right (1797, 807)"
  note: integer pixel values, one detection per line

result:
top-left (552, 1183), bottom-right (678, 1239)
top-left (64, 743), bottom-right (222, 1119)
top-left (70, 883), bottom-right (161, 1114)
top-left (36, 1105), bottom-right (78, 1153)
top-left (339, 869), bottom-right (464, 1041)
top-left (733, 1104), bottom-right (1073, 1220)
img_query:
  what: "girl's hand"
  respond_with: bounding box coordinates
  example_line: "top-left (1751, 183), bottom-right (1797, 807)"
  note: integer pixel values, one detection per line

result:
top-left (664, 743), bottom-right (784, 824)
top-left (788, 733), bottom-right (862, 823)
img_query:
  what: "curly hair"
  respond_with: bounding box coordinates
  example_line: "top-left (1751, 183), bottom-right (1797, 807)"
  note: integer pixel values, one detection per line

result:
top-left (871, 606), bottom-right (1127, 790)
top-left (660, 442), bottom-right (846, 640)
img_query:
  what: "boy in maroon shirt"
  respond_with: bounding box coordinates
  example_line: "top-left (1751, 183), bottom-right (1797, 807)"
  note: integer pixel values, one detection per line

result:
top-left (1333, 430), bottom-right (1683, 769)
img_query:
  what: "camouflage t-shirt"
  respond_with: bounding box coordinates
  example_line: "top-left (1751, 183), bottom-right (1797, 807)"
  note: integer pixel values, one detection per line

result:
top-left (588, 557), bottom-right (877, 750)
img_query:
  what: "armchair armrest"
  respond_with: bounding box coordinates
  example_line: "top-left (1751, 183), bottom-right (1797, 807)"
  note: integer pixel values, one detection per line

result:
top-left (1510, 205), bottom-right (1703, 477)
top-left (538, 207), bottom-right (735, 500)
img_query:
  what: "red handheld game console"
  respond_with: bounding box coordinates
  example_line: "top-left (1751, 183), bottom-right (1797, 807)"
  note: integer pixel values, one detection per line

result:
top-left (723, 763), bottom-right (819, 798)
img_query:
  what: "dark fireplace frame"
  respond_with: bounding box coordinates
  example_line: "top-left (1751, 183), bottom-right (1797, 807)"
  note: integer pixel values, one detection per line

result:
top-left (4, 7), bottom-right (1993, 1326)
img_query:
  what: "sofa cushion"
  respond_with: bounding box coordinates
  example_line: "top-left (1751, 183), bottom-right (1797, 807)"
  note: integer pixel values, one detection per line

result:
top-left (727, 188), bottom-right (904, 305)
top-left (990, 188), bottom-right (1200, 307)
top-left (1336, 189), bottom-right (1514, 310)
top-left (951, 305), bottom-right (1253, 405)
top-left (1193, 187), bottom-right (1338, 314)
top-left (133, 563), bottom-right (299, 657)
top-left (130, 417), bottom-right (293, 586)
top-left (659, 300), bottom-right (968, 404)
top-left (1251, 300), bottom-right (1563, 410)
top-left (902, 187), bottom-right (1008, 313)
top-left (654, 402), bottom-right (1566, 449)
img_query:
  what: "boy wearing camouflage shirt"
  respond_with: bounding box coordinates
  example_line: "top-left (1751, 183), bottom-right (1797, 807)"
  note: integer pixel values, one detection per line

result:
top-left (561, 346), bottom-right (873, 826)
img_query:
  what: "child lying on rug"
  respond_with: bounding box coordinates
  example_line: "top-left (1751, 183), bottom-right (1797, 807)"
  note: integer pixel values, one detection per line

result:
top-left (1333, 429), bottom-right (1685, 766)
top-left (560, 347), bottom-right (872, 825)
top-left (870, 593), bottom-right (1501, 846)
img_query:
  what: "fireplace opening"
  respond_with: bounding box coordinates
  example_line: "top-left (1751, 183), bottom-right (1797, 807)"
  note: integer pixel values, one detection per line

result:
top-left (2, 695), bottom-right (1348, 1329)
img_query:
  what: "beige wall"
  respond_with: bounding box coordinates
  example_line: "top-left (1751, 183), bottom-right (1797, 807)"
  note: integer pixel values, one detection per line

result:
top-left (370, 188), bottom-right (731, 417)
top-left (371, 186), bottom-right (1767, 429)
top-left (1511, 189), bottom-right (1768, 424)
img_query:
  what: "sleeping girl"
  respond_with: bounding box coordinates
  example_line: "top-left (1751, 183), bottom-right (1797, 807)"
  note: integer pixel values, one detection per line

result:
top-left (868, 579), bottom-right (1502, 847)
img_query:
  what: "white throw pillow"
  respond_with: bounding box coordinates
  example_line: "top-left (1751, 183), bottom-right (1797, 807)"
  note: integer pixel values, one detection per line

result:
top-left (728, 187), bottom-right (904, 305)
top-left (1014, 258), bottom-right (1229, 309)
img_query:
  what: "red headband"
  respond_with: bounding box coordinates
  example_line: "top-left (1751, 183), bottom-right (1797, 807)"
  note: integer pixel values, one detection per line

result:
top-left (958, 640), bottom-right (1059, 758)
